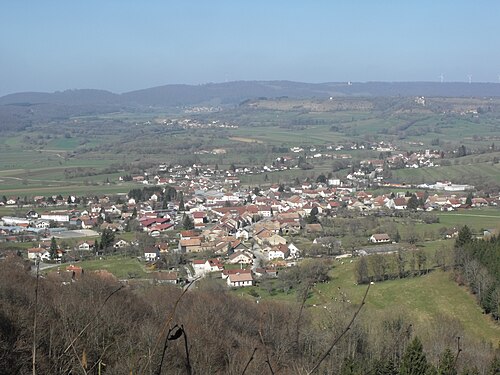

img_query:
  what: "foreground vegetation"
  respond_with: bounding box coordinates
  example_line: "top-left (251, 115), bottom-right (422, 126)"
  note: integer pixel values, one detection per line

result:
top-left (1, 256), bottom-right (499, 375)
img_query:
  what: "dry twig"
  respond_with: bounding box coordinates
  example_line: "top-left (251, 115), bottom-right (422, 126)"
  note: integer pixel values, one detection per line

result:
top-left (307, 283), bottom-right (371, 374)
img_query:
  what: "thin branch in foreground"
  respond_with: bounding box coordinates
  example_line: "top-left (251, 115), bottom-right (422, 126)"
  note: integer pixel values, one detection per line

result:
top-left (454, 336), bottom-right (462, 365)
top-left (63, 284), bottom-right (124, 354)
top-left (140, 277), bottom-right (200, 375)
top-left (258, 314), bottom-right (275, 375)
top-left (155, 325), bottom-right (181, 375)
top-left (241, 347), bottom-right (258, 375)
top-left (32, 260), bottom-right (40, 375)
top-left (307, 283), bottom-right (371, 375)
top-left (182, 324), bottom-right (193, 375)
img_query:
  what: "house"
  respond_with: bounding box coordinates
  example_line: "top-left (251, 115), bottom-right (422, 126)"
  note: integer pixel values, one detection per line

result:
top-left (152, 271), bottom-right (179, 284)
top-left (228, 251), bottom-right (253, 265)
top-left (192, 258), bottom-right (224, 274)
top-left (235, 228), bottom-right (250, 241)
top-left (268, 244), bottom-right (290, 260)
top-left (66, 264), bottom-right (84, 280)
top-left (40, 212), bottom-right (70, 223)
top-left (267, 233), bottom-right (287, 246)
top-left (288, 243), bottom-right (301, 258)
top-left (227, 272), bottom-right (254, 287)
top-left (113, 239), bottom-right (129, 249)
top-left (222, 268), bottom-right (252, 279)
top-left (27, 248), bottom-right (51, 261)
top-left (33, 220), bottom-right (50, 229)
top-left (192, 211), bottom-right (206, 225)
top-left (254, 267), bottom-right (278, 278)
top-left (77, 241), bottom-right (95, 251)
top-left (157, 242), bottom-right (169, 253)
top-left (370, 233), bottom-right (391, 243)
top-left (178, 238), bottom-right (202, 253)
top-left (144, 248), bottom-right (160, 261)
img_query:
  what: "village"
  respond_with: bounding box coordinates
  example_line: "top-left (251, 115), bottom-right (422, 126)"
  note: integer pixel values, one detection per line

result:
top-left (0, 146), bottom-right (496, 290)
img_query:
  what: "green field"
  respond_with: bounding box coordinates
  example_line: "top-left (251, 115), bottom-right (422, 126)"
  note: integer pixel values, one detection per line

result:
top-left (311, 261), bottom-right (500, 345)
top-left (438, 209), bottom-right (500, 231)
top-left (64, 256), bottom-right (148, 279)
top-left (393, 161), bottom-right (500, 185)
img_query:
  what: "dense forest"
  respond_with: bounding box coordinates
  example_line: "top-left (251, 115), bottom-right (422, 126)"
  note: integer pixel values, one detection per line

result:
top-left (0, 256), bottom-right (498, 374)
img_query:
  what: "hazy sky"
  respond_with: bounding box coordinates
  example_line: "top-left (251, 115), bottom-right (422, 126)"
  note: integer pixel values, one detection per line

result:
top-left (1, 1), bottom-right (500, 95)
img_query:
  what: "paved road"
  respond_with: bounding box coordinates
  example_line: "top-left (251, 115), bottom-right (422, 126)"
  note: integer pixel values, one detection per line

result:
top-left (31, 261), bottom-right (61, 274)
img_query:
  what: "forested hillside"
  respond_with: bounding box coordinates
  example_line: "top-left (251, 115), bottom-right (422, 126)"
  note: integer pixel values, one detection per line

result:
top-left (0, 256), bottom-right (498, 374)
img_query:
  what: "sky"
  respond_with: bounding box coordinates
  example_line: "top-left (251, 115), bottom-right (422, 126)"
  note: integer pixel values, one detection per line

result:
top-left (1, 0), bottom-right (500, 96)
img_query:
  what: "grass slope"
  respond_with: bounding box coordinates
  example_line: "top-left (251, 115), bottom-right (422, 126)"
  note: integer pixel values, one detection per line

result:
top-left (67, 257), bottom-right (147, 279)
top-left (311, 260), bottom-right (500, 344)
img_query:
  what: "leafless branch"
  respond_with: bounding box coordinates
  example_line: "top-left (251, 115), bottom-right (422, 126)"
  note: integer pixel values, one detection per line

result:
top-left (32, 260), bottom-right (40, 375)
top-left (454, 336), bottom-right (462, 365)
top-left (294, 284), bottom-right (311, 353)
top-left (307, 283), bottom-right (371, 375)
top-left (63, 284), bottom-right (124, 354)
top-left (140, 277), bottom-right (200, 375)
top-left (258, 314), bottom-right (275, 375)
top-left (241, 347), bottom-right (258, 375)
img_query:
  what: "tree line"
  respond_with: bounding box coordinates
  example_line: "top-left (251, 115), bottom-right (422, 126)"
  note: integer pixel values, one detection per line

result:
top-left (454, 225), bottom-right (500, 320)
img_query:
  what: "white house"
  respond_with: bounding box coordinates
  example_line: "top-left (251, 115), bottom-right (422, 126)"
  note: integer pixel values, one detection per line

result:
top-left (227, 272), bottom-right (254, 287)
top-left (77, 241), bottom-right (95, 251)
top-left (41, 212), bottom-right (70, 223)
top-left (288, 243), bottom-right (301, 259)
top-left (113, 239), bottom-right (129, 249)
top-left (144, 249), bottom-right (159, 261)
top-left (268, 244), bottom-right (290, 260)
top-left (228, 251), bottom-right (253, 265)
top-left (235, 228), bottom-right (250, 241)
top-left (369, 233), bottom-right (391, 243)
top-left (27, 248), bottom-right (51, 261)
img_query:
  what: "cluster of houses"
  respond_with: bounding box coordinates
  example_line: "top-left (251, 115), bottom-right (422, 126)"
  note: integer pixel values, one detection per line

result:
top-left (1, 152), bottom-right (499, 289)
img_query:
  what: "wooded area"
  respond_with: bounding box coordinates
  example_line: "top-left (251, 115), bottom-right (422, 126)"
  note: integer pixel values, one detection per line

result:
top-left (0, 255), bottom-right (498, 374)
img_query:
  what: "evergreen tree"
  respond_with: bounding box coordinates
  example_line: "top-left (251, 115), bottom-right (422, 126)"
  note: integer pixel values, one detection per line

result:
top-left (394, 230), bottom-right (401, 243)
top-left (306, 206), bottom-right (320, 224)
top-left (178, 191), bottom-right (185, 211)
top-left (100, 229), bottom-right (115, 251)
top-left (437, 348), bottom-right (457, 375)
top-left (407, 195), bottom-right (419, 211)
top-left (50, 237), bottom-right (58, 260)
top-left (465, 192), bottom-right (473, 206)
top-left (454, 225), bottom-right (472, 248)
top-left (400, 336), bottom-right (428, 375)
top-left (457, 145), bottom-right (467, 157)
top-left (373, 359), bottom-right (399, 375)
top-left (316, 174), bottom-right (327, 184)
top-left (182, 214), bottom-right (194, 230)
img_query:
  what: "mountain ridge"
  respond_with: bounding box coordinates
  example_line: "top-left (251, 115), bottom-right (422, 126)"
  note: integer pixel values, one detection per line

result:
top-left (3, 81), bottom-right (500, 107)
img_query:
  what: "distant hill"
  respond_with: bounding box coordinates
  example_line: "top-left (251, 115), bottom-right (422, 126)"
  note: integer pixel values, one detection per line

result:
top-left (2, 81), bottom-right (500, 108)
top-left (2, 81), bottom-right (500, 131)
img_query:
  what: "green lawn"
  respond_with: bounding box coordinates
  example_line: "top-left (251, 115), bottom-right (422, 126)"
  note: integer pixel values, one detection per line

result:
top-left (65, 256), bottom-right (148, 279)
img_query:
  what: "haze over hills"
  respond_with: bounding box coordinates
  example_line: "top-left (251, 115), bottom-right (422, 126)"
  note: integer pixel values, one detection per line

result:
top-left (2, 80), bottom-right (500, 131)
top-left (2, 81), bottom-right (500, 107)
